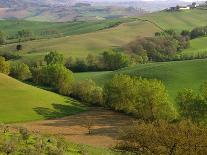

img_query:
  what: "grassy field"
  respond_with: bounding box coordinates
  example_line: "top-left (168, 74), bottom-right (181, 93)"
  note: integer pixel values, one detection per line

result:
top-left (0, 20), bottom-right (160, 64)
top-left (182, 37), bottom-right (207, 56)
top-left (142, 9), bottom-right (207, 32)
top-left (0, 19), bottom-right (131, 42)
top-left (75, 59), bottom-right (207, 101)
top-left (0, 73), bottom-right (86, 123)
top-left (0, 9), bottom-right (206, 64)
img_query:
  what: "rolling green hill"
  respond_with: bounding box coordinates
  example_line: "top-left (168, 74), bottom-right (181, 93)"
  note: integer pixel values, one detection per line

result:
top-left (142, 9), bottom-right (207, 32)
top-left (75, 59), bottom-right (207, 101)
top-left (0, 20), bottom-right (160, 64)
top-left (182, 37), bottom-right (207, 56)
top-left (0, 73), bottom-right (86, 123)
top-left (0, 9), bottom-right (206, 64)
top-left (0, 19), bottom-right (131, 43)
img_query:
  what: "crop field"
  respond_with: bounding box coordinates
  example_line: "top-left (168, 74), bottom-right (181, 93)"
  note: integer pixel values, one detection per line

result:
top-left (0, 73), bottom-right (86, 123)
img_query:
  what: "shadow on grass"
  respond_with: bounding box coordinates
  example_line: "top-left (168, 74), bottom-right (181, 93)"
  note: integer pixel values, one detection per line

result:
top-left (34, 99), bottom-right (87, 119)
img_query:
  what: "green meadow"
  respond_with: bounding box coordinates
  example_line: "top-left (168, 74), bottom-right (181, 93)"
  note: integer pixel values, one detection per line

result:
top-left (75, 59), bottom-right (207, 101)
top-left (142, 9), bottom-right (207, 32)
top-left (182, 37), bottom-right (207, 56)
top-left (0, 73), bottom-right (86, 123)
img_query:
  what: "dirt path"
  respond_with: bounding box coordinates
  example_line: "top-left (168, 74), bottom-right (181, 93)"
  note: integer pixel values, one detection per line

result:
top-left (15, 108), bottom-right (135, 148)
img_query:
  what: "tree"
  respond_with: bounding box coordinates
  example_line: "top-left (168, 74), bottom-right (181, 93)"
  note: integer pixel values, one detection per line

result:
top-left (117, 120), bottom-right (207, 155)
top-left (44, 51), bottom-right (64, 65)
top-left (72, 80), bottom-right (103, 105)
top-left (0, 56), bottom-right (10, 75)
top-left (0, 31), bottom-right (6, 45)
top-left (10, 62), bottom-right (31, 80)
top-left (32, 64), bottom-right (74, 95)
top-left (101, 51), bottom-right (130, 70)
top-left (177, 88), bottom-right (207, 122)
top-left (104, 74), bottom-right (177, 121)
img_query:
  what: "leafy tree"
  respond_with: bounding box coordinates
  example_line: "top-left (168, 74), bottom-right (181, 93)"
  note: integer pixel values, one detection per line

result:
top-left (72, 80), bottom-right (103, 105)
top-left (104, 74), bottom-right (177, 121)
top-left (117, 120), bottom-right (207, 155)
top-left (44, 51), bottom-right (64, 65)
top-left (177, 87), bottom-right (207, 122)
top-left (0, 31), bottom-right (6, 45)
top-left (17, 29), bottom-right (33, 39)
top-left (32, 64), bottom-right (74, 95)
top-left (10, 62), bottom-right (31, 80)
top-left (0, 56), bottom-right (10, 75)
top-left (101, 51), bottom-right (131, 70)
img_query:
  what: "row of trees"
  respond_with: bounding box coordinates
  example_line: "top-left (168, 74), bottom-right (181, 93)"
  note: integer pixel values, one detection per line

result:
top-left (0, 56), bottom-right (31, 80)
top-left (65, 51), bottom-right (132, 72)
top-left (182, 26), bottom-right (207, 39)
top-left (125, 30), bottom-right (190, 62)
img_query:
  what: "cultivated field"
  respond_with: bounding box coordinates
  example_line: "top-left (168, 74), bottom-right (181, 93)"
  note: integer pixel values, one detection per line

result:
top-left (16, 107), bottom-right (135, 148)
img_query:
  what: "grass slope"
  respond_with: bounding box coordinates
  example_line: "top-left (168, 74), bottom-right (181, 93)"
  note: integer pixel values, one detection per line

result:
top-left (0, 20), bottom-right (160, 63)
top-left (0, 73), bottom-right (86, 123)
top-left (0, 19), bottom-right (131, 42)
top-left (75, 59), bottom-right (207, 100)
top-left (142, 9), bottom-right (207, 32)
top-left (1, 9), bottom-right (206, 62)
top-left (182, 37), bottom-right (207, 56)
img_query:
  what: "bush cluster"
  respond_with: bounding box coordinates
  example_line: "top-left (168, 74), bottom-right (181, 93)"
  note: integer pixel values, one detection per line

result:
top-left (125, 30), bottom-right (190, 62)
top-left (65, 51), bottom-right (131, 72)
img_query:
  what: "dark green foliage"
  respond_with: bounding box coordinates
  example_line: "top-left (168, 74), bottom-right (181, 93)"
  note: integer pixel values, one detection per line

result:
top-left (32, 64), bottom-right (74, 95)
top-left (10, 62), bottom-right (31, 80)
top-left (126, 34), bottom-right (189, 61)
top-left (101, 51), bottom-right (131, 70)
top-left (190, 26), bottom-right (207, 39)
top-left (66, 52), bottom-right (131, 72)
top-left (44, 51), bottom-right (64, 65)
top-left (0, 31), bottom-right (6, 45)
top-left (117, 120), bottom-right (207, 154)
top-left (72, 80), bottom-right (103, 105)
top-left (104, 74), bottom-right (177, 121)
top-left (0, 56), bottom-right (10, 75)
top-left (176, 81), bottom-right (207, 122)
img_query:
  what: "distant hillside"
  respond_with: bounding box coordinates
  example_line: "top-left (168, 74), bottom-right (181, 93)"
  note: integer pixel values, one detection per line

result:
top-left (0, 73), bottom-right (86, 123)
top-left (0, 9), bottom-right (206, 64)
top-left (0, 0), bottom-right (145, 22)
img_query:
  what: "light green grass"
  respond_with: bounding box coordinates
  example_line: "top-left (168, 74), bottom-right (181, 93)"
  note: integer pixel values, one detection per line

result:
top-left (142, 9), bottom-right (207, 32)
top-left (0, 20), bottom-right (160, 64)
top-left (0, 73), bottom-right (86, 123)
top-left (0, 19), bottom-right (131, 42)
top-left (0, 9), bottom-right (206, 63)
top-left (182, 37), bottom-right (207, 56)
top-left (75, 59), bottom-right (207, 101)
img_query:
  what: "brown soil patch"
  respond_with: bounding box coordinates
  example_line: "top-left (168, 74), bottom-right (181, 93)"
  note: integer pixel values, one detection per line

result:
top-left (15, 108), bottom-right (135, 148)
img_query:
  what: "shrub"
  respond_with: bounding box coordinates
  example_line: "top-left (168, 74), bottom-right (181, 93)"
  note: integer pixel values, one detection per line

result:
top-left (10, 62), bottom-right (31, 80)
top-left (44, 51), bottom-right (64, 65)
top-left (0, 56), bottom-right (10, 75)
top-left (104, 74), bottom-right (177, 121)
top-left (32, 64), bottom-right (74, 95)
top-left (72, 80), bottom-right (103, 105)
top-left (117, 120), bottom-right (207, 154)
